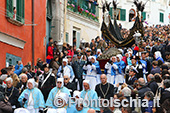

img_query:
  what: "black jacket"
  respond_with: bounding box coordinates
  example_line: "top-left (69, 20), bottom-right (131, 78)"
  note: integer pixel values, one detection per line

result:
top-left (138, 86), bottom-right (151, 99)
top-left (147, 81), bottom-right (158, 95)
top-left (5, 87), bottom-right (19, 107)
top-left (160, 89), bottom-right (170, 104)
top-left (38, 72), bottom-right (56, 102)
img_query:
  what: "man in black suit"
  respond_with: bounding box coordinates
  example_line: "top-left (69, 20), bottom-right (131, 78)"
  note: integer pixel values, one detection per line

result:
top-left (160, 79), bottom-right (170, 105)
top-left (64, 75), bottom-right (77, 96)
top-left (5, 77), bottom-right (19, 110)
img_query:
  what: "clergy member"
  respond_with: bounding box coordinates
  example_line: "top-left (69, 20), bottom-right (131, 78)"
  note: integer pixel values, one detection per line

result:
top-left (80, 80), bottom-right (100, 112)
top-left (18, 78), bottom-right (45, 113)
top-left (95, 74), bottom-right (115, 100)
top-left (45, 78), bottom-right (71, 108)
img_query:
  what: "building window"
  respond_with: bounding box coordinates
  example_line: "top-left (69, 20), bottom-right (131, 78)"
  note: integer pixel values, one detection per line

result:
top-left (73, 30), bottom-right (80, 49)
top-left (160, 12), bottom-right (164, 22)
top-left (6, 53), bottom-right (21, 67)
top-left (6, 0), bottom-right (25, 23)
top-left (120, 9), bottom-right (126, 21)
top-left (129, 9), bottom-right (135, 22)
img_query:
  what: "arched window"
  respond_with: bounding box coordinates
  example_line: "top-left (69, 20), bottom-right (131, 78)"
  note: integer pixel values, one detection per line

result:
top-left (129, 9), bottom-right (136, 22)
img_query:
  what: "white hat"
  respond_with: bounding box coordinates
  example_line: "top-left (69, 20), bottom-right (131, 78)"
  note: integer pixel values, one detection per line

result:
top-left (27, 78), bottom-right (35, 88)
top-left (63, 58), bottom-right (68, 63)
top-left (0, 74), bottom-right (8, 81)
top-left (116, 54), bottom-right (122, 61)
top-left (57, 78), bottom-right (64, 88)
top-left (83, 80), bottom-right (90, 84)
top-left (73, 90), bottom-right (81, 98)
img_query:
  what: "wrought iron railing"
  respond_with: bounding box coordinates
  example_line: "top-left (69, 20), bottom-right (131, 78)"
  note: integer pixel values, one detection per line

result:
top-left (67, 0), bottom-right (99, 22)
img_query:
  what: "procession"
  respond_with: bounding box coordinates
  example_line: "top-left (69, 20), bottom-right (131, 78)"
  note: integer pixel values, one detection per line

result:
top-left (0, 0), bottom-right (170, 113)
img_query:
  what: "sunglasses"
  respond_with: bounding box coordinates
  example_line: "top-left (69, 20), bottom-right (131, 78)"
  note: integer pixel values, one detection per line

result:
top-left (64, 78), bottom-right (68, 80)
top-left (57, 82), bottom-right (62, 84)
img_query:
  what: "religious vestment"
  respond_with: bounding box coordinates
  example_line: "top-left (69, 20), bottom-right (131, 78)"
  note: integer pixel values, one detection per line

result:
top-left (95, 83), bottom-right (115, 100)
top-left (80, 89), bottom-right (100, 111)
top-left (45, 87), bottom-right (71, 108)
top-left (18, 79), bottom-right (45, 113)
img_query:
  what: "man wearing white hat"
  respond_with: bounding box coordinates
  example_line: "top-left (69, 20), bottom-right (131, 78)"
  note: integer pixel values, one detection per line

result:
top-left (80, 80), bottom-right (100, 112)
top-left (46, 92), bottom-right (69, 113)
top-left (57, 58), bottom-right (75, 82)
top-left (18, 78), bottom-right (45, 113)
top-left (46, 78), bottom-right (71, 108)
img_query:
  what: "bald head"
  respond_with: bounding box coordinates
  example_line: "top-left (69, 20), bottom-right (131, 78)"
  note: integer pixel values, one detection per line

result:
top-left (100, 74), bottom-right (107, 84)
top-left (87, 109), bottom-right (96, 113)
top-left (147, 74), bottom-right (154, 82)
top-left (138, 78), bottom-right (145, 87)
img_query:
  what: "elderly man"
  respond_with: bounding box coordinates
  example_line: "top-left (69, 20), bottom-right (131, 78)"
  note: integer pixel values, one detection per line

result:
top-left (16, 74), bottom-right (28, 94)
top-left (46, 78), bottom-right (71, 108)
top-left (160, 79), bottom-right (170, 104)
top-left (5, 77), bottom-right (19, 110)
top-left (137, 78), bottom-right (151, 113)
top-left (18, 79), bottom-right (45, 113)
top-left (57, 58), bottom-right (75, 82)
top-left (80, 80), bottom-right (100, 112)
top-left (38, 63), bottom-right (56, 102)
top-left (95, 74), bottom-right (114, 100)
top-left (147, 74), bottom-right (158, 95)
top-left (64, 75), bottom-right (76, 96)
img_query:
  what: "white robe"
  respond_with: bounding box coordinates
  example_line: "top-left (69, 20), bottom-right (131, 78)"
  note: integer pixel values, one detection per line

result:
top-left (47, 108), bottom-right (67, 113)
top-left (83, 64), bottom-right (97, 90)
top-left (27, 92), bottom-right (39, 113)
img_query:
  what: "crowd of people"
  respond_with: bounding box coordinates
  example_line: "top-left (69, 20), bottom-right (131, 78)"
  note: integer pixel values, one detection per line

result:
top-left (0, 24), bottom-right (170, 113)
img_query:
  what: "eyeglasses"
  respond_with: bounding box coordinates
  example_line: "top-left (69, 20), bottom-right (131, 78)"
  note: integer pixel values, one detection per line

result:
top-left (64, 78), bottom-right (68, 80)
top-left (57, 82), bottom-right (62, 84)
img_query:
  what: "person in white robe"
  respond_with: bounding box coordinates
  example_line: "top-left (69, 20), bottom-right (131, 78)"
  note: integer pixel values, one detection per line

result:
top-left (18, 79), bottom-right (45, 113)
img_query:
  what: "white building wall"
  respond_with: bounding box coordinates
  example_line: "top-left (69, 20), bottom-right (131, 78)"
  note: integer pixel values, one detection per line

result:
top-left (107, 0), bottom-right (170, 29)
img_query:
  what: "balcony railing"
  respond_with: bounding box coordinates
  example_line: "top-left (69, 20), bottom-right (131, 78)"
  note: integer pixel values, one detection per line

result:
top-left (67, 0), bottom-right (99, 22)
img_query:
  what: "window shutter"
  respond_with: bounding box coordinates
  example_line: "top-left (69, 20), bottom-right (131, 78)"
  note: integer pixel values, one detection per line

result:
top-left (16, 0), bottom-right (24, 23)
top-left (120, 9), bottom-right (126, 21)
top-left (16, 0), bottom-right (21, 22)
top-left (6, 0), bottom-right (13, 18)
top-left (109, 7), bottom-right (113, 19)
top-left (160, 13), bottom-right (164, 22)
top-left (21, 0), bottom-right (25, 23)
top-left (142, 12), bottom-right (146, 20)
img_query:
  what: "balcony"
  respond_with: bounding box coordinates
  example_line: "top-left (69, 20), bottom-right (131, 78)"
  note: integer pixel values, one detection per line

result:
top-left (67, 0), bottom-right (99, 22)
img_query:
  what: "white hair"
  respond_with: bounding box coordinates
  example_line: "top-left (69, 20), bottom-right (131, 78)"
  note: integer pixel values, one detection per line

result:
top-left (6, 77), bottom-right (13, 83)
top-left (121, 87), bottom-right (131, 97)
top-left (19, 74), bottom-right (27, 80)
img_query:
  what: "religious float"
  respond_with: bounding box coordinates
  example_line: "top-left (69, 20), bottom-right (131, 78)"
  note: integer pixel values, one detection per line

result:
top-left (98, 0), bottom-right (146, 70)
